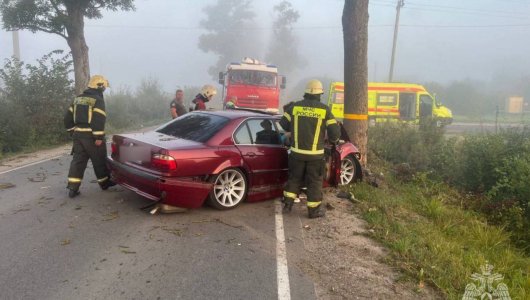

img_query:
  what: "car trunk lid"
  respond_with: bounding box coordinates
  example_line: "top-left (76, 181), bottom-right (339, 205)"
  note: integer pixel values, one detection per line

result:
top-left (111, 131), bottom-right (202, 172)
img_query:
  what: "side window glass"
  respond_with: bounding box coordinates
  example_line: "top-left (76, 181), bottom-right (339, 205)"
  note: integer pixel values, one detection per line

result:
top-left (234, 123), bottom-right (252, 144)
top-left (248, 119), bottom-right (281, 145)
top-left (377, 93), bottom-right (397, 106)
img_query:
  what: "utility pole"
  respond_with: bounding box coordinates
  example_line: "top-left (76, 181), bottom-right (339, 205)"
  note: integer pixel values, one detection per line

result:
top-left (12, 30), bottom-right (20, 60)
top-left (388, 0), bottom-right (404, 82)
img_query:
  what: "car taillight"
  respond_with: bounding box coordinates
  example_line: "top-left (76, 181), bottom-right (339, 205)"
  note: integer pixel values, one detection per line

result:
top-left (111, 142), bottom-right (119, 156)
top-left (151, 154), bottom-right (177, 171)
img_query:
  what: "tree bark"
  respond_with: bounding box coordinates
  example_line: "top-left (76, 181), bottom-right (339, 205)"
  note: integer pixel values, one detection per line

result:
top-left (342, 0), bottom-right (369, 166)
top-left (65, 6), bottom-right (90, 95)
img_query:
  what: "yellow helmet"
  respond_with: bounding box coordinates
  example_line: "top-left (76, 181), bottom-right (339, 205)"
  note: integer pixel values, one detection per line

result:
top-left (200, 84), bottom-right (217, 98)
top-left (304, 79), bottom-right (323, 95)
top-left (88, 75), bottom-right (110, 90)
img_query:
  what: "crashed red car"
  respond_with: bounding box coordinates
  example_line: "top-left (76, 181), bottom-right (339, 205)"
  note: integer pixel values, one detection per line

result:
top-left (107, 110), bottom-right (362, 210)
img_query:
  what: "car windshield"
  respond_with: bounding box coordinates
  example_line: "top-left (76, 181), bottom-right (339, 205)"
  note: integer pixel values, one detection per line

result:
top-left (156, 112), bottom-right (230, 142)
top-left (229, 70), bottom-right (277, 87)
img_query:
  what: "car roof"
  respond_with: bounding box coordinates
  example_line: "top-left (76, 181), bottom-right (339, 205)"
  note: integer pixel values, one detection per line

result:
top-left (198, 109), bottom-right (280, 120)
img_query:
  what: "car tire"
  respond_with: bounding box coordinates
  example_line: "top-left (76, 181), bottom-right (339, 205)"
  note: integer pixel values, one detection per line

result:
top-left (208, 168), bottom-right (248, 210)
top-left (340, 156), bottom-right (359, 185)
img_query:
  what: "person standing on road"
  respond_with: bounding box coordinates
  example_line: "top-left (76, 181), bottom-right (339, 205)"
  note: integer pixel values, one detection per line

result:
top-left (170, 89), bottom-right (187, 119)
top-left (63, 75), bottom-right (116, 198)
top-left (191, 84), bottom-right (217, 111)
top-left (279, 79), bottom-right (340, 218)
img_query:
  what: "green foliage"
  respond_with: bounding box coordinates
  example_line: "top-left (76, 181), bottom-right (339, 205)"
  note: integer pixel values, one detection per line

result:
top-left (198, 0), bottom-right (261, 78)
top-left (0, 51), bottom-right (74, 153)
top-left (369, 123), bottom-right (530, 252)
top-left (350, 181), bottom-right (530, 299)
top-left (265, 1), bottom-right (304, 75)
top-left (105, 81), bottom-right (200, 132)
top-left (0, 0), bottom-right (135, 35)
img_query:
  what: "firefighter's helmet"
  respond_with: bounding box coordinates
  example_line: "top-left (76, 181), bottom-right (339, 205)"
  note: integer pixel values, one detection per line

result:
top-left (304, 79), bottom-right (324, 95)
top-left (200, 84), bottom-right (217, 98)
top-left (88, 75), bottom-right (110, 90)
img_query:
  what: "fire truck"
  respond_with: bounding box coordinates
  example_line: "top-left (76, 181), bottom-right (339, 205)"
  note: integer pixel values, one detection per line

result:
top-left (218, 58), bottom-right (286, 113)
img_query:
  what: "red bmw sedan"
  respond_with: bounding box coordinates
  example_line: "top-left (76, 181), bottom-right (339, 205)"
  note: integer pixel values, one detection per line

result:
top-left (107, 110), bottom-right (362, 210)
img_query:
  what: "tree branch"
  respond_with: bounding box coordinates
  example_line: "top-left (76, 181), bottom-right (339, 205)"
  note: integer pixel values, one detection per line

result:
top-left (28, 25), bottom-right (67, 39)
top-left (49, 0), bottom-right (66, 17)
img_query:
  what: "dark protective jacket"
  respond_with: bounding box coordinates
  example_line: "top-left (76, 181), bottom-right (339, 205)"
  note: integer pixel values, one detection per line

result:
top-left (192, 94), bottom-right (208, 111)
top-left (64, 88), bottom-right (106, 140)
top-left (280, 94), bottom-right (340, 160)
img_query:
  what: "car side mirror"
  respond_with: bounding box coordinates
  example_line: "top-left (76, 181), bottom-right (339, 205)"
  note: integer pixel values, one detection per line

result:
top-left (218, 72), bottom-right (225, 85)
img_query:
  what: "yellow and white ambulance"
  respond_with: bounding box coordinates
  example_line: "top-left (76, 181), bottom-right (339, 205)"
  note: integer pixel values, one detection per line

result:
top-left (327, 82), bottom-right (453, 125)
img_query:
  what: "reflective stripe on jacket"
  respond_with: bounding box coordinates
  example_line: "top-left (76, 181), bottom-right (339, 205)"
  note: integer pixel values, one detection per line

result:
top-left (280, 95), bottom-right (340, 159)
top-left (64, 88), bottom-right (106, 139)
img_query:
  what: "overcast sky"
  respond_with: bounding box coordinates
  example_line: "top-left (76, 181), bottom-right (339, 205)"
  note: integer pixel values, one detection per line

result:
top-left (1, 0), bottom-right (529, 92)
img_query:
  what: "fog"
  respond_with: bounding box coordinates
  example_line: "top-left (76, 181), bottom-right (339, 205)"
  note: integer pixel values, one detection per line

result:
top-left (1, 0), bottom-right (529, 92)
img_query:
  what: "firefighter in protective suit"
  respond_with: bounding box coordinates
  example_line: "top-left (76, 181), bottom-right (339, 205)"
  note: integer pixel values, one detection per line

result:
top-left (191, 84), bottom-right (217, 111)
top-left (64, 75), bottom-right (115, 198)
top-left (279, 79), bottom-right (340, 218)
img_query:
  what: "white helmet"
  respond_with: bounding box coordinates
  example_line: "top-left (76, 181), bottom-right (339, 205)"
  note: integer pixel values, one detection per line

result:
top-left (200, 84), bottom-right (217, 98)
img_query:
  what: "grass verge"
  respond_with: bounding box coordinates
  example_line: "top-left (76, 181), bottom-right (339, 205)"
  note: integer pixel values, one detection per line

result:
top-left (347, 174), bottom-right (530, 299)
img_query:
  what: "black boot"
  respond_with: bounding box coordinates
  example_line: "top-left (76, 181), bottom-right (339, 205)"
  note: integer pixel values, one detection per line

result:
top-left (68, 188), bottom-right (80, 198)
top-left (101, 179), bottom-right (117, 190)
top-left (308, 205), bottom-right (325, 219)
top-left (282, 197), bottom-right (294, 213)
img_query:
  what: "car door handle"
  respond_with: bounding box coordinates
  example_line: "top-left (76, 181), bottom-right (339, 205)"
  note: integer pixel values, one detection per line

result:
top-left (247, 152), bottom-right (256, 157)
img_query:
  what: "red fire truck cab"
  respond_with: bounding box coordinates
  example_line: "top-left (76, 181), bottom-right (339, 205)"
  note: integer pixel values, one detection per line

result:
top-left (218, 58), bottom-right (286, 113)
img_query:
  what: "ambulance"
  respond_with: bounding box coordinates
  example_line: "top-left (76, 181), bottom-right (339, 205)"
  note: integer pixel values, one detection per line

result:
top-left (327, 82), bottom-right (453, 125)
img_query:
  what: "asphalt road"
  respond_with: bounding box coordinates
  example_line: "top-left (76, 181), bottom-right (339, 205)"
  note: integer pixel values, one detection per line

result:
top-left (0, 155), bottom-right (316, 300)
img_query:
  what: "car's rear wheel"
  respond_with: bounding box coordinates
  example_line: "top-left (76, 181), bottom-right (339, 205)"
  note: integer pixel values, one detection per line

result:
top-left (340, 156), bottom-right (357, 185)
top-left (208, 168), bottom-right (247, 210)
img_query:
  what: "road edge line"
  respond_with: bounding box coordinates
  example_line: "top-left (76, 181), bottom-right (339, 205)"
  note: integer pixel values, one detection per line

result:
top-left (275, 200), bottom-right (291, 300)
top-left (0, 155), bottom-right (65, 175)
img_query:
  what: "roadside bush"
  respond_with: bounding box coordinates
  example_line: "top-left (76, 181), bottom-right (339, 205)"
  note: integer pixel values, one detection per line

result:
top-left (369, 123), bottom-right (530, 252)
top-left (106, 81), bottom-right (201, 132)
top-left (0, 51), bottom-right (74, 154)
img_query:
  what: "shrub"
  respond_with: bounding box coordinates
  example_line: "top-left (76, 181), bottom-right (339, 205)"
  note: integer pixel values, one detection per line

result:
top-left (0, 51), bottom-right (74, 153)
top-left (369, 123), bottom-right (530, 252)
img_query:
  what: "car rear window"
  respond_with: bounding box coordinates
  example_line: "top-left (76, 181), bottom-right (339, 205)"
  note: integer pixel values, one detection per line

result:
top-left (156, 112), bottom-right (230, 142)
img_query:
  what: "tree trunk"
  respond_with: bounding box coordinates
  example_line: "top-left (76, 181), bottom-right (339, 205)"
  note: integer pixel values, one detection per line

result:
top-left (342, 0), bottom-right (369, 167)
top-left (65, 6), bottom-right (90, 95)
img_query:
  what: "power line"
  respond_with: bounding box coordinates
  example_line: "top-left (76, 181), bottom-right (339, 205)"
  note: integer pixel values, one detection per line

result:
top-left (406, 1), bottom-right (529, 17)
top-left (84, 23), bottom-right (530, 30)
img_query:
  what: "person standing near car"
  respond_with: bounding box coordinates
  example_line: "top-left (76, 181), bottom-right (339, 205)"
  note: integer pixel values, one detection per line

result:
top-left (191, 84), bottom-right (217, 111)
top-left (170, 89), bottom-right (187, 119)
top-left (63, 75), bottom-right (115, 198)
top-left (279, 79), bottom-right (340, 218)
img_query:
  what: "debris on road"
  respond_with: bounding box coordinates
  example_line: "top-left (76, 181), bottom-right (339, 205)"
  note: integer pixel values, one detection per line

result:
top-left (120, 249), bottom-right (136, 254)
top-left (161, 226), bottom-right (183, 236)
top-left (101, 211), bottom-right (119, 221)
top-left (60, 239), bottom-right (71, 246)
top-left (12, 208), bottom-right (31, 214)
top-left (303, 224), bottom-right (311, 230)
top-left (0, 182), bottom-right (15, 189)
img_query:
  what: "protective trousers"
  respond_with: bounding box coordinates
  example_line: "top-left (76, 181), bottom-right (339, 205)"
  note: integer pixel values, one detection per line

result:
top-left (283, 154), bottom-right (324, 213)
top-left (67, 134), bottom-right (111, 191)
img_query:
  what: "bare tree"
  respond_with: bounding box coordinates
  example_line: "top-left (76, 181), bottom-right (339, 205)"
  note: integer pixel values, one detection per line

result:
top-left (342, 0), bottom-right (369, 166)
top-left (266, 0), bottom-right (304, 75)
top-left (198, 0), bottom-right (261, 79)
top-left (0, 0), bottom-right (135, 94)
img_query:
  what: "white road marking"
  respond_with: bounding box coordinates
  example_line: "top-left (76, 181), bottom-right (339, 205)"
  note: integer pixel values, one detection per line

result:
top-left (275, 200), bottom-right (291, 300)
top-left (0, 155), bottom-right (65, 175)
